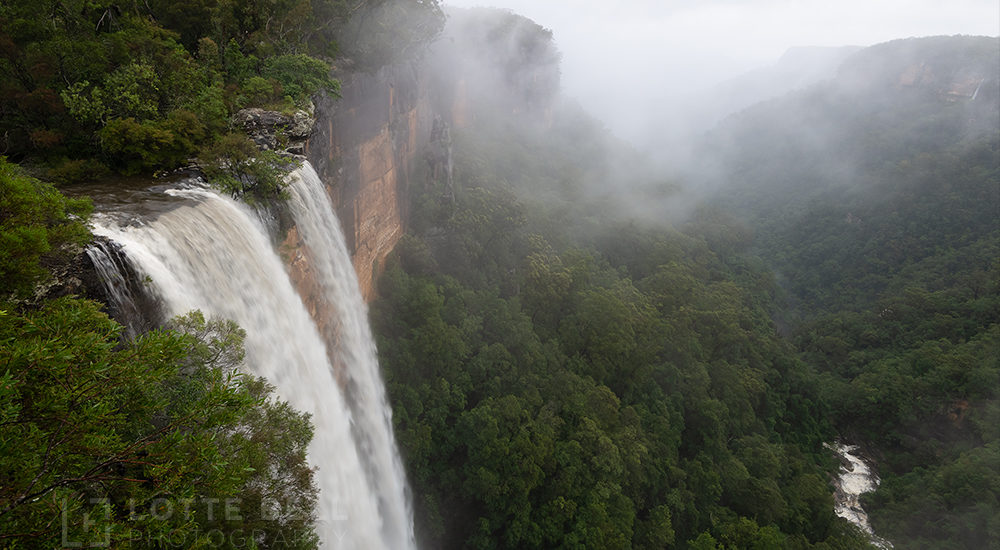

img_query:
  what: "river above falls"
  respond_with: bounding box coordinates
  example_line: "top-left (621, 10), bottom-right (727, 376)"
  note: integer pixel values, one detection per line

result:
top-left (826, 442), bottom-right (894, 549)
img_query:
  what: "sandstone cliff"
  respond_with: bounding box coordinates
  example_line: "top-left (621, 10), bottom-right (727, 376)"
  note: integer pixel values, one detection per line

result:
top-left (297, 9), bottom-right (563, 300)
top-left (306, 63), bottom-right (431, 300)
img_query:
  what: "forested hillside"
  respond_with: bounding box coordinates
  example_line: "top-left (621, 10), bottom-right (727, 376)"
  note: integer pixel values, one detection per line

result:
top-left (371, 9), bottom-right (880, 549)
top-left (370, 18), bottom-right (998, 549)
top-left (697, 36), bottom-right (999, 549)
top-left (373, 109), bottom-right (869, 549)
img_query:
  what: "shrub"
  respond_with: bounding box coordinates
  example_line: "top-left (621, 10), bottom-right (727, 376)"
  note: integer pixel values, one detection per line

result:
top-left (0, 158), bottom-right (91, 299)
top-left (199, 133), bottom-right (298, 204)
top-left (261, 54), bottom-right (339, 105)
top-left (98, 113), bottom-right (205, 174)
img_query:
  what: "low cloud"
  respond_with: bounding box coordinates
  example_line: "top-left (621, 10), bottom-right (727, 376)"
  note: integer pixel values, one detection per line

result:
top-left (445, 0), bottom-right (999, 144)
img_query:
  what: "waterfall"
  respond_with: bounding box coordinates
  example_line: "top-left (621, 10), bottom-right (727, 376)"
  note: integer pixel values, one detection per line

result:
top-left (285, 164), bottom-right (416, 550)
top-left (90, 173), bottom-right (412, 549)
top-left (85, 237), bottom-right (162, 339)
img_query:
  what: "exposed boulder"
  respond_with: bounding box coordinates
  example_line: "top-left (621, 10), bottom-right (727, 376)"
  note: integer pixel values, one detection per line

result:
top-left (233, 102), bottom-right (316, 155)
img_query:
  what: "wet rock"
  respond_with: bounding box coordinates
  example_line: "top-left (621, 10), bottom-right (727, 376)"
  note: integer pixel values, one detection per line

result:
top-left (34, 243), bottom-right (105, 303)
top-left (85, 237), bottom-right (164, 338)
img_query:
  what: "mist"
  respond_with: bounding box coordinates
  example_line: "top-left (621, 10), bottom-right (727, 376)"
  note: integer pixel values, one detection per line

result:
top-left (423, 1), bottom-right (998, 231)
top-left (444, 0), bottom-right (999, 149)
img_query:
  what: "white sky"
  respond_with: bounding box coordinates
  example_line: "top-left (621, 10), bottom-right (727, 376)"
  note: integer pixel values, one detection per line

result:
top-left (444, 0), bottom-right (1000, 138)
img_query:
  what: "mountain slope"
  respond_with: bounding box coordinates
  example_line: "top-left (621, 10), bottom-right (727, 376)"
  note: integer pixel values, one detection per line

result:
top-left (696, 35), bottom-right (1000, 549)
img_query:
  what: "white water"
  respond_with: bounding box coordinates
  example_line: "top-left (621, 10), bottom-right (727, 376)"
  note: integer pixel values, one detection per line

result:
top-left (827, 442), bottom-right (893, 549)
top-left (285, 164), bottom-right (415, 550)
top-left (91, 175), bottom-right (410, 549)
top-left (86, 238), bottom-right (154, 338)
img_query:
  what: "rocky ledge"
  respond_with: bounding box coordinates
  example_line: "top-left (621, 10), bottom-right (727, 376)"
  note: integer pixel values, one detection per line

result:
top-left (233, 102), bottom-right (316, 155)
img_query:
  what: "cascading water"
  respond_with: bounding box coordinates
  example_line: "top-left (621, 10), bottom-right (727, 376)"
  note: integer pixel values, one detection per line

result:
top-left (284, 164), bottom-right (415, 550)
top-left (826, 442), bottom-right (893, 549)
top-left (85, 237), bottom-right (162, 339)
top-left (90, 171), bottom-right (413, 549)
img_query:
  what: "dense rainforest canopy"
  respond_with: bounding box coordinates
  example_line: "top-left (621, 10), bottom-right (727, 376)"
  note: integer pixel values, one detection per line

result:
top-left (373, 79), bottom-right (866, 550)
top-left (371, 17), bottom-right (998, 550)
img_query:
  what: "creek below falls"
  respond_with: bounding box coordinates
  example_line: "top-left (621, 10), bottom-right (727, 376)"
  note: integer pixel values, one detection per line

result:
top-left (827, 442), bottom-right (894, 549)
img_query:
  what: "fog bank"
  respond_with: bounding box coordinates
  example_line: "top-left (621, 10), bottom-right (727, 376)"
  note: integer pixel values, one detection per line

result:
top-left (445, 0), bottom-right (1000, 146)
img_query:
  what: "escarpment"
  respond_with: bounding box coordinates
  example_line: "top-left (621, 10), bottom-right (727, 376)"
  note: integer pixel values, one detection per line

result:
top-left (306, 63), bottom-right (432, 301)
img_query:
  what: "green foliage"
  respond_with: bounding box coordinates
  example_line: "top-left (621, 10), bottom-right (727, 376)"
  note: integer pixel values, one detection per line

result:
top-left (0, 299), bottom-right (315, 548)
top-left (0, 158), bottom-right (91, 299)
top-left (98, 111), bottom-right (206, 174)
top-left (45, 157), bottom-right (111, 184)
top-left (262, 54), bottom-right (340, 105)
top-left (376, 216), bottom-right (859, 548)
top-left (222, 38), bottom-right (259, 86)
top-left (372, 101), bottom-right (867, 548)
top-left (60, 80), bottom-right (111, 125)
top-left (0, 302), bottom-right (318, 548)
top-left (0, 0), bottom-right (357, 177)
top-left (101, 62), bottom-right (163, 120)
top-left (182, 83), bottom-right (229, 134)
top-left (242, 75), bottom-right (285, 108)
top-left (200, 133), bottom-right (298, 203)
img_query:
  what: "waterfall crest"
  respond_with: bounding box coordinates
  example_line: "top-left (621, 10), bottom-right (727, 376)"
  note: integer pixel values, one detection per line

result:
top-left (90, 171), bottom-right (412, 549)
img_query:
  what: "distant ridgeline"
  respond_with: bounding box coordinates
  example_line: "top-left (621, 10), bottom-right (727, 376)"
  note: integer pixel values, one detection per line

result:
top-left (697, 34), bottom-right (998, 328)
top-left (702, 36), bottom-right (998, 208)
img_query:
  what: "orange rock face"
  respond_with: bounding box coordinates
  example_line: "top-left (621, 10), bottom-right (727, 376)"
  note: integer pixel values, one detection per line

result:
top-left (352, 127), bottom-right (406, 300)
top-left (305, 64), bottom-right (431, 302)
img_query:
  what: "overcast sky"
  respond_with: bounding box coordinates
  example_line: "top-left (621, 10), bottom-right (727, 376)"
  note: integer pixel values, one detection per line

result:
top-left (443, 0), bottom-right (1000, 141)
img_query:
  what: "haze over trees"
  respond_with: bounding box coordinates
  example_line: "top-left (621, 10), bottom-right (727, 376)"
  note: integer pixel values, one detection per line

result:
top-left (371, 10), bottom-right (998, 549)
top-left (696, 36), bottom-right (999, 549)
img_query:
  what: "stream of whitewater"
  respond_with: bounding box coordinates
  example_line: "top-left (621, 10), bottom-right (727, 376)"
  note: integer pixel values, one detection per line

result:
top-left (827, 442), bottom-right (893, 549)
top-left (90, 164), bottom-right (415, 549)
